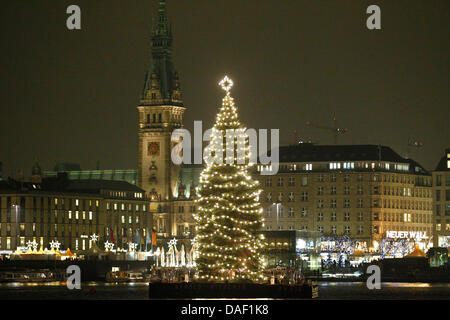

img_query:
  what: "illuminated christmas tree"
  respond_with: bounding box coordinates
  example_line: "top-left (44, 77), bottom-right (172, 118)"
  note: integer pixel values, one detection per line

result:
top-left (194, 76), bottom-right (266, 282)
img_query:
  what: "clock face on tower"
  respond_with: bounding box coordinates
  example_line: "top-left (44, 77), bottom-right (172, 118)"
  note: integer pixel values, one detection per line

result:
top-left (147, 142), bottom-right (160, 156)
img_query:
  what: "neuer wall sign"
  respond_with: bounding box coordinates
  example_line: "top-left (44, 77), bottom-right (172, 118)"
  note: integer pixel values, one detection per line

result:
top-left (385, 231), bottom-right (429, 241)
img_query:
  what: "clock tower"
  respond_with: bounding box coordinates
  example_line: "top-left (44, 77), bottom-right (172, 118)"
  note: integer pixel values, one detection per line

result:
top-left (137, 0), bottom-right (185, 203)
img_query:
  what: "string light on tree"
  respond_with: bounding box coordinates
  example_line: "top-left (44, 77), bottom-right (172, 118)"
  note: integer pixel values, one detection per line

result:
top-left (193, 76), bottom-right (266, 283)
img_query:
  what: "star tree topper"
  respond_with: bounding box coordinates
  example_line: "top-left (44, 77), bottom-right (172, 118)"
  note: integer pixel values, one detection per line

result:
top-left (219, 76), bottom-right (233, 95)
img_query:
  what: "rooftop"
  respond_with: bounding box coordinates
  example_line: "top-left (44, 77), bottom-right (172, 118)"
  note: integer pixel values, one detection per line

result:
top-left (0, 175), bottom-right (145, 196)
top-left (434, 149), bottom-right (450, 172)
top-left (271, 144), bottom-right (429, 175)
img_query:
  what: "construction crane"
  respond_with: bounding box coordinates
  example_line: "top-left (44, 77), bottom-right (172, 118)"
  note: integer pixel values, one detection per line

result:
top-left (292, 130), bottom-right (316, 145)
top-left (406, 138), bottom-right (423, 159)
top-left (306, 114), bottom-right (349, 145)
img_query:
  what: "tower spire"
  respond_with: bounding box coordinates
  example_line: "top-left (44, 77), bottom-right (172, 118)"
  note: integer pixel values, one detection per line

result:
top-left (141, 0), bottom-right (182, 105)
top-left (153, 0), bottom-right (170, 37)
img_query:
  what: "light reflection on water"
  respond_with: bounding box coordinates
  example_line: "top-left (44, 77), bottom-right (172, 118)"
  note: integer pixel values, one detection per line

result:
top-left (0, 281), bottom-right (150, 288)
top-left (1, 281), bottom-right (448, 289)
top-left (0, 281), bottom-right (448, 300)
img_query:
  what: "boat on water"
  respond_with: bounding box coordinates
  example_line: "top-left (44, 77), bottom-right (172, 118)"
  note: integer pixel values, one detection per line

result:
top-left (0, 270), bottom-right (64, 283)
top-left (105, 271), bottom-right (150, 283)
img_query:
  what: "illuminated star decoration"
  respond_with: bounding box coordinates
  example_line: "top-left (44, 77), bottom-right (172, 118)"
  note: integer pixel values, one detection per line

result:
top-left (128, 243), bottom-right (138, 251)
top-left (90, 234), bottom-right (99, 242)
top-left (104, 241), bottom-right (114, 251)
top-left (26, 240), bottom-right (38, 251)
top-left (219, 76), bottom-right (233, 95)
top-left (49, 240), bottom-right (61, 250)
top-left (168, 238), bottom-right (178, 249)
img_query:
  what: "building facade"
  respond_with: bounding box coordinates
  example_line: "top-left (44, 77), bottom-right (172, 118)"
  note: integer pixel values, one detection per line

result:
top-left (0, 174), bottom-right (151, 252)
top-left (432, 149), bottom-right (450, 247)
top-left (255, 144), bottom-right (433, 250)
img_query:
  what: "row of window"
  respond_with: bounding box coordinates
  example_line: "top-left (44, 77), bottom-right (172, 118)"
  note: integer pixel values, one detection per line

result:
top-left (0, 197), bottom-right (100, 211)
top-left (435, 174), bottom-right (450, 186)
top-left (275, 162), bottom-right (413, 173)
top-left (105, 191), bottom-right (144, 200)
top-left (106, 203), bottom-right (147, 212)
top-left (265, 224), bottom-right (431, 235)
top-left (264, 193), bottom-right (431, 210)
top-left (265, 207), bottom-right (432, 223)
top-left (435, 204), bottom-right (450, 216)
top-left (265, 224), bottom-right (362, 235)
top-left (435, 189), bottom-right (450, 202)
top-left (263, 172), bottom-right (431, 186)
top-left (146, 113), bottom-right (162, 123)
top-left (0, 209), bottom-right (98, 224)
top-left (177, 206), bottom-right (196, 213)
top-left (436, 224), bottom-right (450, 231)
top-left (265, 184), bottom-right (431, 198)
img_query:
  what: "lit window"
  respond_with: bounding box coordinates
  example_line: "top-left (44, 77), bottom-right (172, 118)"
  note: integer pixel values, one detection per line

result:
top-left (301, 176), bottom-right (308, 186)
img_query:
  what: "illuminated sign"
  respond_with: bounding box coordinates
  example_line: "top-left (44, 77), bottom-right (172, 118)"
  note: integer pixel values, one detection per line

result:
top-left (386, 231), bottom-right (428, 241)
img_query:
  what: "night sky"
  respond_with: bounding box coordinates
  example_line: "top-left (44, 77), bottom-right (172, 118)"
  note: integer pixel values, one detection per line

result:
top-left (0, 0), bottom-right (448, 178)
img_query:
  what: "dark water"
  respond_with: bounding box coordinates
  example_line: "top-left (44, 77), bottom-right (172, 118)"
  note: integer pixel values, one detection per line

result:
top-left (0, 282), bottom-right (448, 300)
